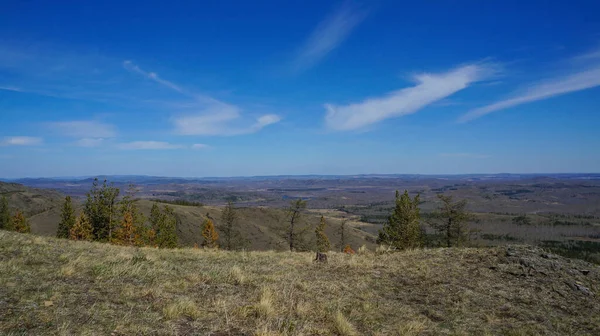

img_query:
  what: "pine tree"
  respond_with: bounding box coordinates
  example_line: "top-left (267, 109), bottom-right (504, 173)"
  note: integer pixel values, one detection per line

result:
top-left (112, 211), bottom-right (141, 246)
top-left (70, 212), bottom-right (93, 241)
top-left (0, 196), bottom-right (10, 230)
top-left (149, 202), bottom-right (161, 232)
top-left (377, 190), bottom-right (422, 250)
top-left (57, 196), bottom-right (76, 238)
top-left (286, 199), bottom-right (307, 251)
top-left (315, 216), bottom-right (331, 252)
top-left (433, 194), bottom-right (472, 247)
top-left (201, 218), bottom-right (219, 248)
top-left (337, 219), bottom-right (348, 252)
top-left (12, 210), bottom-right (30, 233)
top-left (112, 184), bottom-right (146, 246)
top-left (221, 201), bottom-right (245, 250)
top-left (155, 205), bottom-right (178, 248)
top-left (83, 178), bottom-right (119, 241)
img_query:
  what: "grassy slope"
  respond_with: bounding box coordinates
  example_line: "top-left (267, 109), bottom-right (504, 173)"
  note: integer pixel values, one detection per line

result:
top-left (0, 182), bottom-right (63, 218)
top-left (1, 231), bottom-right (599, 335)
top-left (0, 179), bottom-right (373, 251)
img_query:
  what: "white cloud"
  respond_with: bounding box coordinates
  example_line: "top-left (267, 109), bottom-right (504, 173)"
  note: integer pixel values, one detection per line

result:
top-left (49, 120), bottom-right (117, 138)
top-left (191, 143), bottom-right (209, 149)
top-left (173, 108), bottom-right (281, 136)
top-left (440, 153), bottom-right (491, 159)
top-left (118, 141), bottom-right (183, 150)
top-left (74, 138), bottom-right (104, 147)
top-left (293, 3), bottom-right (367, 72)
top-left (325, 64), bottom-right (496, 131)
top-left (0, 86), bottom-right (22, 92)
top-left (459, 48), bottom-right (600, 123)
top-left (124, 61), bottom-right (281, 136)
top-left (1, 136), bottom-right (43, 146)
top-left (459, 66), bottom-right (600, 123)
top-left (123, 60), bottom-right (186, 94)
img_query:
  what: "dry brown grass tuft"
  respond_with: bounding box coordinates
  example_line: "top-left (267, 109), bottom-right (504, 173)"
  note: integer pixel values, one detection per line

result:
top-left (163, 298), bottom-right (201, 320)
top-left (333, 311), bottom-right (358, 336)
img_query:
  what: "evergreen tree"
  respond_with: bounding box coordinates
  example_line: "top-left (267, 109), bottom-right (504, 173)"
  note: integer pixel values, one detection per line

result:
top-left (377, 190), bottom-right (422, 250)
top-left (315, 216), bottom-right (331, 252)
top-left (337, 219), bottom-right (348, 252)
top-left (12, 210), bottom-right (30, 233)
top-left (70, 212), bottom-right (93, 241)
top-left (149, 202), bottom-right (162, 232)
top-left (57, 196), bottom-right (76, 238)
top-left (0, 196), bottom-right (10, 230)
top-left (156, 205), bottom-right (178, 248)
top-left (83, 178), bottom-right (119, 241)
top-left (201, 218), bottom-right (219, 248)
top-left (286, 199), bottom-right (307, 251)
top-left (433, 194), bottom-right (472, 247)
top-left (112, 211), bottom-right (141, 246)
top-left (221, 201), bottom-right (245, 250)
top-left (112, 184), bottom-right (146, 246)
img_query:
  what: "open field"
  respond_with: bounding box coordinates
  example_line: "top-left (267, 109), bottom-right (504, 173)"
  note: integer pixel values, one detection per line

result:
top-left (1, 231), bottom-right (600, 335)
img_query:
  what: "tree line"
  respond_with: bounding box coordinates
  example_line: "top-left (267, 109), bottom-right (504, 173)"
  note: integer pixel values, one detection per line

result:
top-left (2, 179), bottom-right (472, 252)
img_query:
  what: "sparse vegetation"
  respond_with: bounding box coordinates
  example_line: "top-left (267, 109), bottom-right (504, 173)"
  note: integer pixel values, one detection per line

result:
top-left (1, 231), bottom-right (599, 335)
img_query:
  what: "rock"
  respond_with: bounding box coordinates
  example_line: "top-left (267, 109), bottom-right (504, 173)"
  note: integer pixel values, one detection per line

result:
top-left (44, 301), bottom-right (53, 307)
top-left (574, 283), bottom-right (593, 296)
top-left (506, 248), bottom-right (517, 257)
top-left (541, 253), bottom-right (557, 259)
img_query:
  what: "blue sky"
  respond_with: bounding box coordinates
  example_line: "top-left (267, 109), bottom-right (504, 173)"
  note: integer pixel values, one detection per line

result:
top-left (1, 0), bottom-right (600, 178)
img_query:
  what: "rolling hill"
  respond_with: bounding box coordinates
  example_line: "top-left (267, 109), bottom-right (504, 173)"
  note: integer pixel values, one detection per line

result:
top-left (0, 182), bottom-right (375, 251)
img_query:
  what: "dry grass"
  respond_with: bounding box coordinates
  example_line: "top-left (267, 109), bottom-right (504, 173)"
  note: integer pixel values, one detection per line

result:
top-left (1, 230), bottom-right (600, 335)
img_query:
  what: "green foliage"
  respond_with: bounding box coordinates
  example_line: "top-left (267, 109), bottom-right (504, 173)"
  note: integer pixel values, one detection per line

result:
top-left (0, 196), bottom-right (9, 230)
top-left (337, 219), bottom-right (348, 252)
top-left (11, 210), bottom-right (30, 233)
top-left (221, 201), bottom-right (246, 250)
top-left (432, 194), bottom-right (473, 247)
top-left (83, 178), bottom-right (120, 241)
top-left (57, 196), bottom-right (76, 238)
top-left (286, 199), bottom-right (307, 252)
top-left (201, 218), bottom-right (219, 248)
top-left (315, 216), bottom-right (331, 252)
top-left (151, 204), bottom-right (178, 248)
top-left (377, 190), bottom-right (422, 250)
top-left (113, 184), bottom-right (146, 245)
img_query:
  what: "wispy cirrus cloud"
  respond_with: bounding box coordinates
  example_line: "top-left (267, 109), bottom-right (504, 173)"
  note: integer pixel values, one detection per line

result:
top-left (459, 48), bottom-right (600, 123)
top-left (48, 120), bottom-right (117, 138)
top-left (118, 141), bottom-right (183, 150)
top-left (325, 63), bottom-right (497, 131)
top-left (191, 143), bottom-right (210, 149)
top-left (124, 61), bottom-right (281, 136)
top-left (293, 2), bottom-right (367, 72)
top-left (1, 136), bottom-right (43, 146)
